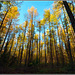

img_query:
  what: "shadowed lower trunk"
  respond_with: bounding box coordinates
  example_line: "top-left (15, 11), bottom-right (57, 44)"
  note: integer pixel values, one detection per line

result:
top-left (53, 33), bottom-right (59, 66)
top-left (36, 40), bottom-right (38, 64)
top-left (59, 37), bottom-right (64, 66)
top-left (9, 35), bottom-right (15, 56)
top-left (50, 30), bottom-right (53, 67)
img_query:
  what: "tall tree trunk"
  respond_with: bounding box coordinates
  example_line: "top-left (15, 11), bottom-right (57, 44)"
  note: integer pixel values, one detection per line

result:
top-left (14, 40), bottom-right (18, 56)
top-left (38, 21), bottom-right (41, 64)
top-left (28, 31), bottom-right (31, 66)
top-left (41, 45), bottom-right (42, 58)
top-left (63, 11), bottom-right (74, 69)
top-left (53, 32), bottom-right (59, 66)
top-left (25, 41), bottom-right (29, 66)
top-left (0, 21), bottom-right (12, 53)
top-left (44, 25), bottom-right (46, 65)
top-left (9, 35), bottom-right (15, 56)
top-left (50, 30), bottom-right (53, 67)
top-left (0, 9), bottom-right (9, 29)
top-left (30, 12), bottom-right (33, 63)
top-left (19, 45), bottom-right (23, 66)
top-left (63, 1), bottom-right (75, 32)
top-left (18, 45), bottom-right (21, 63)
top-left (14, 33), bottom-right (20, 56)
top-left (28, 39), bottom-right (31, 66)
top-left (36, 39), bottom-right (38, 64)
top-left (55, 44), bottom-right (59, 66)
top-left (59, 37), bottom-right (64, 66)
top-left (65, 21), bottom-right (74, 70)
top-left (19, 24), bottom-right (27, 65)
top-left (57, 24), bottom-right (64, 66)
top-left (3, 32), bottom-right (10, 55)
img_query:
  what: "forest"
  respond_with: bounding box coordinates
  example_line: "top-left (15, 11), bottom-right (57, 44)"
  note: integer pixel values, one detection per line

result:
top-left (0, 1), bottom-right (75, 74)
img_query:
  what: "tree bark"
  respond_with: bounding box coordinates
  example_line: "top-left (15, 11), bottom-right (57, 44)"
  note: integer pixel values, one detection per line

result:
top-left (63, 1), bottom-right (75, 32)
top-left (0, 21), bottom-right (12, 53)
top-left (19, 23), bottom-right (27, 65)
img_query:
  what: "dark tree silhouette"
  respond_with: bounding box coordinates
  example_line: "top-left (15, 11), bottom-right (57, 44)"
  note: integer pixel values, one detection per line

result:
top-left (63, 1), bottom-right (75, 32)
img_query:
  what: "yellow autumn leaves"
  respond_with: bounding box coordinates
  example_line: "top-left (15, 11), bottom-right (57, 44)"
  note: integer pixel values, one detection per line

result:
top-left (6, 6), bottom-right (19, 19)
top-left (27, 6), bottom-right (38, 16)
top-left (3, 6), bottom-right (19, 28)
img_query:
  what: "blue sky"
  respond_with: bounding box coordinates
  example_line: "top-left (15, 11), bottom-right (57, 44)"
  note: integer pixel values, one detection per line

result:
top-left (18, 1), bottom-right (54, 24)
top-left (16, 1), bottom-right (54, 41)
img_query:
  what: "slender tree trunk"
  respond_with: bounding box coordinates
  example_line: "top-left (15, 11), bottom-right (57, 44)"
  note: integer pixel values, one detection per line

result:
top-left (64, 12), bottom-right (74, 69)
top-left (14, 40), bottom-right (18, 56)
top-left (18, 45), bottom-right (21, 63)
top-left (36, 39), bottom-right (38, 64)
top-left (53, 33), bottom-right (59, 66)
top-left (59, 37), bottom-right (64, 66)
top-left (41, 46), bottom-right (42, 58)
top-left (50, 30), bottom-right (53, 67)
top-left (19, 45), bottom-right (23, 65)
top-left (1, 32), bottom-right (10, 65)
top-left (25, 42), bottom-right (29, 66)
top-left (38, 21), bottom-right (41, 64)
top-left (0, 21), bottom-right (12, 53)
top-left (44, 25), bottom-right (46, 65)
top-left (57, 24), bottom-right (64, 66)
top-left (30, 12), bottom-right (34, 62)
top-left (65, 22), bottom-right (74, 70)
top-left (9, 35), bottom-right (15, 56)
top-left (14, 33), bottom-right (20, 56)
top-left (28, 39), bottom-right (31, 66)
top-left (27, 29), bottom-right (31, 66)
top-left (0, 9), bottom-right (9, 29)
top-left (3, 32), bottom-right (10, 55)
top-left (55, 45), bottom-right (59, 66)
top-left (39, 30), bottom-right (40, 64)
top-left (19, 24), bottom-right (27, 65)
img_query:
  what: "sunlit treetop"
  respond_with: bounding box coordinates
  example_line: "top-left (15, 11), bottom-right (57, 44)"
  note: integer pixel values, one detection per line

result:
top-left (53, 1), bottom-right (63, 18)
top-left (44, 9), bottom-right (50, 21)
top-left (50, 13), bottom-right (59, 24)
top-left (40, 18), bottom-right (46, 25)
top-left (34, 8), bottom-right (38, 16)
top-left (7, 6), bottom-right (19, 19)
top-left (53, 1), bottom-right (63, 10)
top-left (3, 1), bottom-right (11, 7)
top-left (3, 6), bottom-right (19, 24)
top-left (27, 6), bottom-right (38, 16)
top-left (30, 6), bottom-right (34, 12)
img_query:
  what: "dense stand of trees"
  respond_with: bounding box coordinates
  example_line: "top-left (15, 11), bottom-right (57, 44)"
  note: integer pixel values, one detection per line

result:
top-left (0, 1), bottom-right (75, 73)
